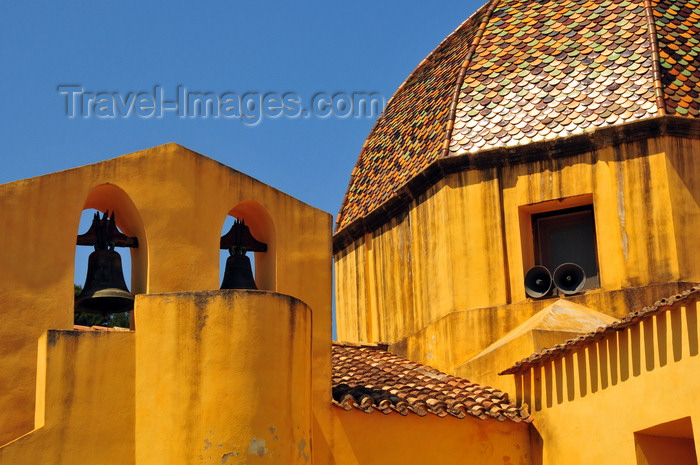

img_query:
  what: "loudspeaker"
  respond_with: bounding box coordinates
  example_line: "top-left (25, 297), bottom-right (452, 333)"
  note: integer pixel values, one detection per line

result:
top-left (524, 265), bottom-right (553, 299)
top-left (553, 263), bottom-right (586, 295)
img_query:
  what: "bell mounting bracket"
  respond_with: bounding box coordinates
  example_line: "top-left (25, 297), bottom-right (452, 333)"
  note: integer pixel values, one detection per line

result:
top-left (220, 219), bottom-right (267, 255)
top-left (76, 211), bottom-right (138, 250)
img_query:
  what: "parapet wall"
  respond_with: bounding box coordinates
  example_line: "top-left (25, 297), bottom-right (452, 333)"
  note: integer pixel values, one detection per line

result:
top-left (0, 330), bottom-right (135, 464)
top-left (135, 290), bottom-right (312, 465)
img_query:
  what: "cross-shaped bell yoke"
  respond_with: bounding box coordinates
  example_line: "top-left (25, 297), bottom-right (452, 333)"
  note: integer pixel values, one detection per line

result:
top-left (75, 212), bottom-right (268, 314)
top-left (220, 219), bottom-right (267, 290)
top-left (75, 211), bottom-right (138, 314)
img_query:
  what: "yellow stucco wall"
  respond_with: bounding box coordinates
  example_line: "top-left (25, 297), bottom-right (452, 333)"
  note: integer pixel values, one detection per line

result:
top-left (384, 282), bottom-right (690, 396)
top-left (635, 431), bottom-right (697, 465)
top-left (458, 300), bottom-right (618, 394)
top-left (335, 134), bottom-right (700, 389)
top-left (135, 290), bottom-right (312, 465)
top-left (510, 298), bottom-right (700, 465)
top-left (665, 140), bottom-right (700, 285)
top-left (335, 168), bottom-right (507, 344)
top-left (0, 330), bottom-right (135, 464)
top-left (0, 144), bottom-right (333, 458)
top-left (329, 407), bottom-right (534, 465)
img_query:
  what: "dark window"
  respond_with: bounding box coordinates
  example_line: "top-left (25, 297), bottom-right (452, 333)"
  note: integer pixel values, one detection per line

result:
top-left (532, 205), bottom-right (599, 289)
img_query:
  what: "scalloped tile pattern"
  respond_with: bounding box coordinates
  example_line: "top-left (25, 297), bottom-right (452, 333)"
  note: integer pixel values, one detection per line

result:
top-left (449, 0), bottom-right (657, 155)
top-left (337, 0), bottom-right (700, 232)
top-left (335, 7), bottom-right (489, 229)
top-left (332, 342), bottom-right (532, 422)
top-left (655, 0), bottom-right (700, 117)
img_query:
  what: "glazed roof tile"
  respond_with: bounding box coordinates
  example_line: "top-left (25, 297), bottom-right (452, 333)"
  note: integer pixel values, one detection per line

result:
top-left (500, 285), bottom-right (700, 375)
top-left (337, 0), bottom-right (700, 232)
top-left (656, 0), bottom-right (700, 117)
top-left (336, 7), bottom-right (489, 228)
top-left (449, 0), bottom-right (656, 156)
top-left (332, 341), bottom-right (532, 422)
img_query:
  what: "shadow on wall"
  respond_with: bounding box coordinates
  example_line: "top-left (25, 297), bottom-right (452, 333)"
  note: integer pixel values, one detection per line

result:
top-left (513, 301), bottom-right (699, 411)
top-left (634, 417), bottom-right (697, 465)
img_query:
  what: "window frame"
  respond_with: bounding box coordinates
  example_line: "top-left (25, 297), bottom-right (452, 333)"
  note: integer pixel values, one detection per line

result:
top-left (518, 194), bottom-right (601, 295)
top-left (532, 204), bottom-right (600, 290)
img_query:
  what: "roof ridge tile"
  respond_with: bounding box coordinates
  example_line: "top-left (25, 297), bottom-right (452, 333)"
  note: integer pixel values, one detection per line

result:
top-left (332, 344), bottom-right (532, 422)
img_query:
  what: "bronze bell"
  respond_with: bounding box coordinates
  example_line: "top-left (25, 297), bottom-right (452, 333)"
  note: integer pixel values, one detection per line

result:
top-left (75, 211), bottom-right (137, 314)
top-left (221, 247), bottom-right (258, 290)
top-left (75, 246), bottom-right (135, 314)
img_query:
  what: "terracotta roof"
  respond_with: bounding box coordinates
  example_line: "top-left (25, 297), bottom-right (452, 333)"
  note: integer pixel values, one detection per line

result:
top-left (332, 342), bottom-right (532, 422)
top-left (336, 0), bottom-right (700, 233)
top-left (500, 285), bottom-right (700, 375)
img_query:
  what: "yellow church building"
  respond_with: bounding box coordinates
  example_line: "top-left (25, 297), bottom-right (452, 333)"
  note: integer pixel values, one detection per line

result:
top-left (2, 0), bottom-right (700, 464)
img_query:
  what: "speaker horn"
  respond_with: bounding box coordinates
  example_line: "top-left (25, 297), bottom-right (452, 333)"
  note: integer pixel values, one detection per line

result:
top-left (553, 263), bottom-right (586, 295)
top-left (524, 266), bottom-right (553, 299)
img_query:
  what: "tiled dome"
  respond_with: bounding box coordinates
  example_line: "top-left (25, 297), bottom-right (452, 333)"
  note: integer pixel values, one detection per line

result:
top-left (336, 0), bottom-right (700, 231)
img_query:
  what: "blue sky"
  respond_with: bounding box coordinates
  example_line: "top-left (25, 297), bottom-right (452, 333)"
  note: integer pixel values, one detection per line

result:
top-left (1, 1), bottom-right (483, 219)
top-left (3, 1), bottom-right (485, 325)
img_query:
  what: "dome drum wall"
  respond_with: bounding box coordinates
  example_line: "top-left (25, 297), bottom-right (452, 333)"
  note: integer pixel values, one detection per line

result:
top-left (334, 0), bottom-right (700, 417)
top-left (335, 121), bottom-right (700, 382)
top-left (337, 168), bottom-right (509, 345)
top-left (334, 116), bottom-right (700, 253)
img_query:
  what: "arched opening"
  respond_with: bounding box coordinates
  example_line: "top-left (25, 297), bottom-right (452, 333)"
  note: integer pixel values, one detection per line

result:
top-left (74, 184), bottom-right (147, 328)
top-left (219, 200), bottom-right (276, 291)
top-left (219, 215), bottom-right (257, 288)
